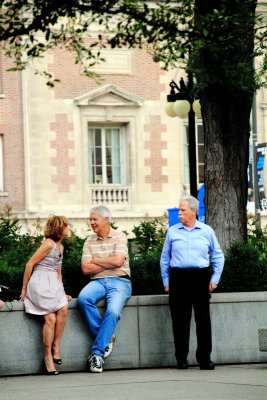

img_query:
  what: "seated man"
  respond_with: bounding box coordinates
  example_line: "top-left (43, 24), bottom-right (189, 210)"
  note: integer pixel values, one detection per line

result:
top-left (78, 205), bottom-right (131, 373)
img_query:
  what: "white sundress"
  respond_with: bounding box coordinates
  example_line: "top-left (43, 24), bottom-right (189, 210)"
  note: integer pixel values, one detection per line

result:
top-left (24, 241), bottom-right (68, 315)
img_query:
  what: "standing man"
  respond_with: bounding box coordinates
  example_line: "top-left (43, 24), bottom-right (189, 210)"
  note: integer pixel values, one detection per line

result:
top-left (78, 206), bottom-right (131, 373)
top-left (160, 195), bottom-right (224, 370)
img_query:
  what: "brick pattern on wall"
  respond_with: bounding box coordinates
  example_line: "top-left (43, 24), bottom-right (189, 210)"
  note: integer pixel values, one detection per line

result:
top-left (50, 114), bottom-right (75, 192)
top-left (0, 55), bottom-right (25, 211)
top-left (144, 115), bottom-right (168, 192)
top-left (48, 47), bottom-right (165, 100)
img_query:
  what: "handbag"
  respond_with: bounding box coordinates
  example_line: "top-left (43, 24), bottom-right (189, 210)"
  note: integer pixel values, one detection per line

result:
top-left (0, 285), bottom-right (21, 301)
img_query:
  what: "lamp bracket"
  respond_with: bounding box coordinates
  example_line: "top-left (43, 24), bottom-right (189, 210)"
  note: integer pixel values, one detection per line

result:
top-left (170, 78), bottom-right (190, 92)
top-left (168, 78), bottom-right (192, 102)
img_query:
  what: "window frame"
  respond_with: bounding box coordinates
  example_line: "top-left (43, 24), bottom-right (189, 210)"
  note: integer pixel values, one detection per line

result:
top-left (88, 124), bottom-right (127, 186)
top-left (0, 135), bottom-right (4, 192)
top-left (183, 121), bottom-right (204, 188)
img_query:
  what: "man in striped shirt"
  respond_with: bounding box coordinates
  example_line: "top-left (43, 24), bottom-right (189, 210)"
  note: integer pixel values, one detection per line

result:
top-left (78, 206), bottom-right (132, 373)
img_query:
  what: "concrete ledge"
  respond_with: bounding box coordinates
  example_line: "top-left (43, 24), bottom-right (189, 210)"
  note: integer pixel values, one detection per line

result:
top-left (259, 328), bottom-right (267, 351)
top-left (1, 292), bottom-right (267, 376)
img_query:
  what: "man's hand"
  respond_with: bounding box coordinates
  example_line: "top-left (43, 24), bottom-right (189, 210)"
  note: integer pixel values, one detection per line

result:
top-left (209, 282), bottom-right (217, 292)
top-left (164, 286), bottom-right (169, 293)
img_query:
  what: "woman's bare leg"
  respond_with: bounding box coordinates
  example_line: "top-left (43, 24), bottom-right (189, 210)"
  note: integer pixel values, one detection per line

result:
top-left (43, 313), bottom-right (57, 372)
top-left (52, 305), bottom-right (68, 360)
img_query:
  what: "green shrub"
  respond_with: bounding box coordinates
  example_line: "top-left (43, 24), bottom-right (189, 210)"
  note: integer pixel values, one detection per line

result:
top-left (131, 216), bottom-right (167, 253)
top-left (130, 250), bottom-right (164, 295)
top-left (127, 216), bottom-right (167, 295)
top-left (0, 208), bottom-right (42, 289)
top-left (247, 225), bottom-right (267, 262)
top-left (218, 242), bottom-right (267, 292)
top-left (62, 233), bottom-right (88, 298)
top-left (0, 206), bottom-right (267, 296)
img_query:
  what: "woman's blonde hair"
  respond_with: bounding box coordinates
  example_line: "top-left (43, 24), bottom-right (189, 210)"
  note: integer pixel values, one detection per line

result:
top-left (44, 215), bottom-right (69, 241)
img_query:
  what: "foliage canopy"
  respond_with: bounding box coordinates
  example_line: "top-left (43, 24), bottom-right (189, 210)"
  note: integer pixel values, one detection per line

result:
top-left (0, 0), bottom-right (266, 89)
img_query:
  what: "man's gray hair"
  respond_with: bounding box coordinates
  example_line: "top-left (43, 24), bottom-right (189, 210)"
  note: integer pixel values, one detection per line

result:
top-left (90, 205), bottom-right (112, 221)
top-left (180, 195), bottom-right (199, 212)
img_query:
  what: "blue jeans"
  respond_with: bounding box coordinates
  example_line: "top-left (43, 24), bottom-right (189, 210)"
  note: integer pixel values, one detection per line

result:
top-left (78, 277), bottom-right (132, 356)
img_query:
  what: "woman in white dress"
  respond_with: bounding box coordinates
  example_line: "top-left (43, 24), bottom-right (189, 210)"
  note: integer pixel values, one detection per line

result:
top-left (20, 216), bottom-right (71, 375)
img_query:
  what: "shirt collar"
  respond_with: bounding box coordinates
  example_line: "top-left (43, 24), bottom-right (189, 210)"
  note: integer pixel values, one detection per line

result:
top-left (95, 227), bottom-right (117, 240)
top-left (177, 220), bottom-right (202, 230)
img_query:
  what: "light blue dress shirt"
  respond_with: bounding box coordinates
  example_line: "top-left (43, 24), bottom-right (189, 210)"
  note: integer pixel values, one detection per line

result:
top-left (160, 220), bottom-right (224, 287)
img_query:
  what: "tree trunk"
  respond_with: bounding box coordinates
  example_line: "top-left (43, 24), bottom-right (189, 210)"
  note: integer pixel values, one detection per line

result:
top-left (201, 90), bottom-right (251, 251)
top-left (194, 0), bottom-right (257, 251)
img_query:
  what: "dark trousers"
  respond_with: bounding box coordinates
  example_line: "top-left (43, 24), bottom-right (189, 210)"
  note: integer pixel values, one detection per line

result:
top-left (169, 267), bottom-right (212, 364)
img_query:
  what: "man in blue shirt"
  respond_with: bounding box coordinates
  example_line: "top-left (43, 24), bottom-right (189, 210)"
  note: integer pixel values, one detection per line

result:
top-left (160, 195), bottom-right (224, 370)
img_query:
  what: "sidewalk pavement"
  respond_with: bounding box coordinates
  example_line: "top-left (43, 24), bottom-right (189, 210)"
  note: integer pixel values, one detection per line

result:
top-left (1, 364), bottom-right (267, 400)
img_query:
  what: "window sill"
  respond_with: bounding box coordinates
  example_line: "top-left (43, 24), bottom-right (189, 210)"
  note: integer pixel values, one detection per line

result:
top-left (0, 192), bottom-right (8, 197)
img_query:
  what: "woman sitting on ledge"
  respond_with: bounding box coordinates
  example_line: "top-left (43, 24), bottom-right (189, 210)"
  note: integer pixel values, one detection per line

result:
top-left (20, 216), bottom-right (72, 375)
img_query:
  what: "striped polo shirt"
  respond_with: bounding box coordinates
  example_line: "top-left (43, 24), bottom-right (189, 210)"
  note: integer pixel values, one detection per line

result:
top-left (82, 227), bottom-right (130, 279)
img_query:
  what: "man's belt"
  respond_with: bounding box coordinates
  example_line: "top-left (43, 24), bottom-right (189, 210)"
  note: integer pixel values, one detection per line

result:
top-left (120, 274), bottom-right (132, 280)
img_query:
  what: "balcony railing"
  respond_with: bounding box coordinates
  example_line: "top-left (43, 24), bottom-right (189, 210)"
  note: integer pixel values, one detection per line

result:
top-left (91, 186), bottom-right (130, 207)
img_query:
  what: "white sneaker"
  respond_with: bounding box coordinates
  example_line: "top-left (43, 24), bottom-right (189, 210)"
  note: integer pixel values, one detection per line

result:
top-left (88, 353), bottom-right (104, 373)
top-left (103, 335), bottom-right (116, 359)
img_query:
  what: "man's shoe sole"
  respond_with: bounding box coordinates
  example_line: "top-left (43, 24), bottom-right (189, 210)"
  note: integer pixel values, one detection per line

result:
top-left (177, 363), bottom-right (188, 369)
top-left (103, 335), bottom-right (116, 359)
top-left (90, 367), bottom-right (103, 373)
top-left (199, 363), bottom-right (215, 370)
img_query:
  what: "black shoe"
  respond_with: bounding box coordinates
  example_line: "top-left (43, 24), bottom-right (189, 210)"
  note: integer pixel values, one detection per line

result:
top-left (177, 361), bottom-right (188, 369)
top-left (42, 360), bottom-right (59, 375)
top-left (199, 361), bottom-right (215, 370)
top-left (53, 357), bottom-right (62, 365)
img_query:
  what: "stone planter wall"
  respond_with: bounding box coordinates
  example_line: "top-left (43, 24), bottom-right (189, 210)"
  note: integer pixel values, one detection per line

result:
top-left (1, 292), bottom-right (267, 376)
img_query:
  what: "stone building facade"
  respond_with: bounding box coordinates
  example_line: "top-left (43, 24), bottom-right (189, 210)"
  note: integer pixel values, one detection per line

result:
top-left (0, 43), bottom-right (266, 235)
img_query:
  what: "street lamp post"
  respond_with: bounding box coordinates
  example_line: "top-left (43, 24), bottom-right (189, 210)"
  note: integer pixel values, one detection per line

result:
top-left (165, 75), bottom-right (201, 198)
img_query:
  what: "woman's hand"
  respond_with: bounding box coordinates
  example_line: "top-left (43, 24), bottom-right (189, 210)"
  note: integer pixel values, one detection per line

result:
top-left (66, 294), bottom-right (72, 301)
top-left (20, 288), bottom-right (27, 300)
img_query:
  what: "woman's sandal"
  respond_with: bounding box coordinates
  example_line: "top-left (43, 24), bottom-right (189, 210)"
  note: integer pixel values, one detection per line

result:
top-left (53, 357), bottom-right (62, 365)
top-left (42, 360), bottom-right (59, 375)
